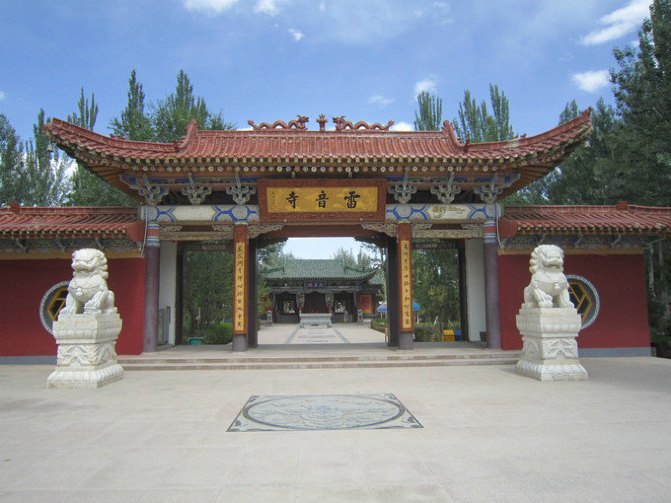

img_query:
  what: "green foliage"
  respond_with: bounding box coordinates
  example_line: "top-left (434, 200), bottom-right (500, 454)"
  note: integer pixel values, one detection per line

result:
top-left (414, 91), bottom-right (443, 131)
top-left (0, 111), bottom-right (69, 206)
top-left (546, 99), bottom-right (618, 205)
top-left (413, 322), bottom-right (439, 342)
top-left (412, 248), bottom-right (460, 329)
top-left (110, 69), bottom-right (153, 141)
top-left (370, 317), bottom-right (387, 333)
top-left (152, 70), bottom-right (234, 143)
top-left (182, 248), bottom-right (234, 334)
top-left (0, 114), bottom-right (25, 203)
top-left (454, 84), bottom-right (515, 143)
top-left (203, 322), bottom-right (233, 345)
top-left (606, 0), bottom-right (671, 206)
top-left (67, 88), bottom-right (136, 206)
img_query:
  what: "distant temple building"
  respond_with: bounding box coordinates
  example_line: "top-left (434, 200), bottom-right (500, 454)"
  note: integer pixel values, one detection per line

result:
top-left (264, 258), bottom-right (383, 324)
top-left (1, 110), bottom-right (670, 359)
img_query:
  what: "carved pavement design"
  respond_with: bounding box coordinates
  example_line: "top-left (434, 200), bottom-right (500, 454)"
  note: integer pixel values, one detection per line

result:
top-left (228, 393), bottom-right (423, 432)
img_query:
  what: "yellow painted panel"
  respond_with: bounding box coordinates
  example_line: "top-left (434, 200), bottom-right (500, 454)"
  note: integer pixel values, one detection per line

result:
top-left (266, 186), bottom-right (379, 213)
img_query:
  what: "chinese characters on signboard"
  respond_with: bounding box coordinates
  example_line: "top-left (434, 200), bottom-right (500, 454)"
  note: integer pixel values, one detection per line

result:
top-left (400, 239), bottom-right (413, 331)
top-left (267, 186), bottom-right (379, 214)
top-left (234, 241), bottom-right (246, 333)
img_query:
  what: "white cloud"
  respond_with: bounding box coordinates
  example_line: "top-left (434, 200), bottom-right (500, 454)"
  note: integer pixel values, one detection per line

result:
top-left (580, 0), bottom-right (649, 45)
top-left (368, 94), bottom-right (394, 107)
top-left (390, 121), bottom-right (414, 132)
top-left (319, 1), bottom-right (326, 12)
top-left (572, 70), bottom-right (610, 92)
top-left (254, 0), bottom-right (281, 16)
top-left (288, 28), bottom-right (304, 41)
top-left (414, 77), bottom-right (437, 96)
top-left (0, 90), bottom-right (5, 101)
top-left (183, 0), bottom-right (238, 14)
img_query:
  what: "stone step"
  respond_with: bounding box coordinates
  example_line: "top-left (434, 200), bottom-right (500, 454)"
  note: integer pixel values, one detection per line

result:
top-left (118, 352), bottom-right (520, 365)
top-left (118, 354), bottom-right (521, 371)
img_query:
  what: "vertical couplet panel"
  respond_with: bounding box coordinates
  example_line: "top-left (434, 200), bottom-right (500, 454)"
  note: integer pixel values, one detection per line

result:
top-left (397, 223), bottom-right (414, 349)
top-left (233, 225), bottom-right (249, 342)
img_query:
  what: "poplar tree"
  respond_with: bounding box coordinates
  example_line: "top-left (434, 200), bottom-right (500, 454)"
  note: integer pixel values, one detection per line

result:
top-left (414, 91), bottom-right (442, 131)
top-left (110, 69), bottom-right (153, 141)
top-left (0, 114), bottom-right (24, 203)
top-left (152, 70), bottom-right (233, 143)
top-left (68, 88), bottom-right (135, 206)
top-left (454, 84), bottom-right (514, 143)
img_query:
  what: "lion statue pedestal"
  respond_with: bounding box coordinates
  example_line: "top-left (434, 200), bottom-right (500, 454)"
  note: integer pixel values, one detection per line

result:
top-left (47, 249), bottom-right (124, 389)
top-left (516, 245), bottom-right (588, 382)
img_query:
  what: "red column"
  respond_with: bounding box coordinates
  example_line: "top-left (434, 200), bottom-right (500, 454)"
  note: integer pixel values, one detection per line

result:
top-left (483, 218), bottom-right (501, 349)
top-left (232, 224), bottom-right (249, 352)
top-left (143, 220), bottom-right (160, 352)
top-left (397, 223), bottom-right (414, 350)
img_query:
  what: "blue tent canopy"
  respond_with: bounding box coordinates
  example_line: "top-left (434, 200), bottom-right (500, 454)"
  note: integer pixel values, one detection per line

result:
top-left (377, 301), bottom-right (420, 313)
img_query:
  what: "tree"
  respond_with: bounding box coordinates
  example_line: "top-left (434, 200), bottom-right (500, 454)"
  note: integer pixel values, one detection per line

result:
top-left (607, 0), bottom-right (671, 206)
top-left (414, 91), bottom-right (442, 131)
top-left (152, 70), bottom-right (234, 143)
top-left (453, 84), bottom-right (515, 143)
top-left (22, 109), bottom-right (69, 205)
top-left (110, 69), bottom-right (153, 141)
top-left (412, 248), bottom-right (460, 329)
top-left (0, 112), bottom-right (68, 206)
top-left (547, 99), bottom-right (619, 205)
top-left (67, 88), bottom-right (135, 206)
top-left (0, 114), bottom-right (24, 204)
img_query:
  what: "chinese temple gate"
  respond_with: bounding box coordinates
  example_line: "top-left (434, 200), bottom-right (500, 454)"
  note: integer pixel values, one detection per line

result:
top-left (39, 112), bottom-right (593, 352)
top-left (6, 109), bottom-right (670, 358)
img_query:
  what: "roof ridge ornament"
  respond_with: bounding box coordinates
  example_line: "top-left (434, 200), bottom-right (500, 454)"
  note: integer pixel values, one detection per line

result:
top-left (247, 115), bottom-right (309, 130)
top-left (332, 116), bottom-right (394, 131)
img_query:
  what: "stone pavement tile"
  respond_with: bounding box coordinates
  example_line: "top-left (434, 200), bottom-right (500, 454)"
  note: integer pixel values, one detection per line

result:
top-left (140, 489), bottom-right (222, 502)
top-left (216, 484), bottom-right (295, 502)
top-left (439, 477), bottom-right (538, 503)
top-left (156, 462), bottom-right (232, 490)
top-left (79, 462), bottom-right (170, 490)
top-left (0, 490), bottom-right (144, 502)
top-left (295, 484), bottom-right (376, 503)
top-left (369, 483), bottom-right (454, 502)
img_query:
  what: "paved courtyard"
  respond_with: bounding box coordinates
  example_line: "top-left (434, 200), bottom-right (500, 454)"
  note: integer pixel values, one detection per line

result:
top-left (1, 355), bottom-right (670, 502)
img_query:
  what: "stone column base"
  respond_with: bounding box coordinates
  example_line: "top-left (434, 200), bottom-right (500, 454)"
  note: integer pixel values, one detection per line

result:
top-left (47, 313), bottom-right (124, 389)
top-left (232, 334), bottom-right (248, 352)
top-left (398, 332), bottom-right (414, 350)
top-left (515, 307), bottom-right (588, 382)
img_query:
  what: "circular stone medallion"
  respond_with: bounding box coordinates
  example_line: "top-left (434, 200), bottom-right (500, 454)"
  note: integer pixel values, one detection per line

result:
top-left (243, 394), bottom-right (405, 430)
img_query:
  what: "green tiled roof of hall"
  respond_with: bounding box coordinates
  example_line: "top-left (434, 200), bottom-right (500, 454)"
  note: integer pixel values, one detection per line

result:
top-left (264, 259), bottom-right (379, 281)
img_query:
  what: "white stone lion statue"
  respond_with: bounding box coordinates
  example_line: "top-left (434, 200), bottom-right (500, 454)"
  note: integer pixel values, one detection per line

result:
top-left (59, 249), bottom-right (117, 316)
top-left (523, 244), bottom-right (573, 309)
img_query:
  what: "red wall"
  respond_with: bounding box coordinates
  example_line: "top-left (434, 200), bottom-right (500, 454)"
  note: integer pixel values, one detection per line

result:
top-left (499, 253), bottom-right (650, 350)
top-left (0, 258), bottom-right (145, 356)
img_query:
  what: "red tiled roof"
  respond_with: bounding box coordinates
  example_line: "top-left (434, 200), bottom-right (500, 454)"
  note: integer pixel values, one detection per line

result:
top-left (43, 111), bottom-right (592, 197)
top-left (499, 203), bottom-right (671, 237)
top-left (0, 205), bottom-right (144, 241)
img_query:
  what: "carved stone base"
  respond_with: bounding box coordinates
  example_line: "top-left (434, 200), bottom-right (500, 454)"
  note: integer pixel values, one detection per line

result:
top-left (47, 313), bottom-right (124, 389)
top-left (515, 307), bottom-right (588, 382)
top-left (47, 362), bottom-right (124, 389)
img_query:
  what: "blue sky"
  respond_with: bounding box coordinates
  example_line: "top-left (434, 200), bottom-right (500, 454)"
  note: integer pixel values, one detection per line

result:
top-left (0, 0), bottom-right (652, 258)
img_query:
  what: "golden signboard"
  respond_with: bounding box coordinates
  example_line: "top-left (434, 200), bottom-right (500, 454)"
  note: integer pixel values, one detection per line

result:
top-left (266, 186), bottom-right (379, 213)
top-left (233, 241), bottom-right (246, 333)
top-left (399, 239), bottom-right (413, 331)
top-left (258, 179), bottom-right (386, 222)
